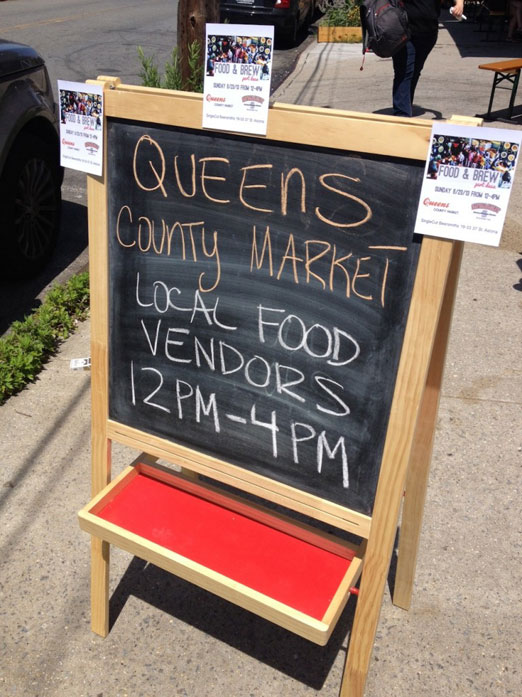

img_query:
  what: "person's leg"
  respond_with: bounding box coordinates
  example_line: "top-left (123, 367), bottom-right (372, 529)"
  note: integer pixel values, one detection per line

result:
top-left (516, 0), bottom-right (522, 33)
top-left (507, 0), bottom-right (522, 39)
top-left (410, 31), bottom-right (438, 106)
top-left (392, 40), bottom-right (416, 117)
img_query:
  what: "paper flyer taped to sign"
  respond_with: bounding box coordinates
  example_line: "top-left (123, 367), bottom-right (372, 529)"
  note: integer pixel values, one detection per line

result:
top-left (58, 80), bottom-right (103, 175)
top-left (415, 123), bottom-right (521, 246)
top-left (203, 24), bottom-right (274, 136)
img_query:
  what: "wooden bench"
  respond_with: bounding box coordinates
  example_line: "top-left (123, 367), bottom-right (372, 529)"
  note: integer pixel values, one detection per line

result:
top-left (479, 58), bottom-right (522, 119)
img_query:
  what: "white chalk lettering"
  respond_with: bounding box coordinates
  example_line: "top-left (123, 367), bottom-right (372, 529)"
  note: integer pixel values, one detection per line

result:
top-left (291, 422), bottom-right (316, 463)
top-left (165, 327), bottom-right (191, 363)
top-left (317, 432), bottom-right (349, 488)
top-left (141, 367), bottom-right (170, 413)
top-left (314, 375), bottom-right (350, 416)
top-left (251, 404), bottom-right (279, 458)
top-left (257, 304), bottom-right (360, 365)
top-left (195, 388), bottom-right (220, 432)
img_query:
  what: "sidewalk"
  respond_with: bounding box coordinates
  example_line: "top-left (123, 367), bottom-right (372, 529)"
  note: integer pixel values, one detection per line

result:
top-left (274, 14), bottom-right (522, 122)
top-left (1, 17), bottom-right (521, 697)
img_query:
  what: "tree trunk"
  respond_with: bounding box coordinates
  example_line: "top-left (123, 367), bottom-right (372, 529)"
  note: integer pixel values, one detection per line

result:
top-left (177, 0), bottom-right (219, 91)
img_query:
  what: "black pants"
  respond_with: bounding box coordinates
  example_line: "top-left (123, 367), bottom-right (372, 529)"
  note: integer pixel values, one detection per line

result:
top-left (392, 31), bottom-right (438, 117)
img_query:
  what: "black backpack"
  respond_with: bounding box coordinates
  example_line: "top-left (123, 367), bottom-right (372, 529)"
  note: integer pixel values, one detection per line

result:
top-left (360, 0), bottom-right (410, 59)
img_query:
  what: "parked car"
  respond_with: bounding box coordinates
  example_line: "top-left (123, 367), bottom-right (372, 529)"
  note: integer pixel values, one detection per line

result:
top-left (220, 0), bottom-right (315, 45)
top-left (0, 39), bottom-right (62, 279)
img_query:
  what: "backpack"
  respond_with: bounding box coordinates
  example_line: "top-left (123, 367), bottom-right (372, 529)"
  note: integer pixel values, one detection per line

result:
top-left (359, 0), bottom-right (410, 59)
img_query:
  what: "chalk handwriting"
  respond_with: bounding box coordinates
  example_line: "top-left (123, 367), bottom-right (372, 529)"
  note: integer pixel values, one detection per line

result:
top-left (132, 135), bottom-right (373, 228)
top-left (110, 126), bottom-right (418, 500)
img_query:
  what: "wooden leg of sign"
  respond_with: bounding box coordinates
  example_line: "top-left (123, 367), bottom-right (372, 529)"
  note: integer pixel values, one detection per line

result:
top-left (339, 237), bottom-right (456, 697)
top-left (393, 241), bottom-right (463, 610)
top-left (339, 552), bottom-right (391, 697)
top-left (89, 435), bottom-right (111, 638)
top-left (90, 435), bottom-right (111, 637)
top-left (89, 341), bottom-right (111, 637)
top-left (86, 135), bottom-right (112, 637)
top-left (91, 536), bottom-right (110, 636)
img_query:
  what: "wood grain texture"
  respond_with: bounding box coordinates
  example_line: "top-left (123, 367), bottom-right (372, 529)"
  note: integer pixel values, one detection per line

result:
top-left (393, 241), bottom-right (463, 610)
top-left (90, 536), bottom-right (110, 637)
top-left (85, 78), bottom-right (113, 638)
top-left (340, 236), bottom-right (454, 697)
top-left (107, 420), bottom-right (372, 538)
top-left (101, 80), bottom-right (434, 161)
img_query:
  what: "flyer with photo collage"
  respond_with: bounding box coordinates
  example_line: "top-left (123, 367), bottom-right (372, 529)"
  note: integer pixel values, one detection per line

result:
top-left (58, 80), bottom-right (103, 176)
top-left (203, 24), bottom-right (274, 136)
top-left (415, 123), bottom-right (521, 246)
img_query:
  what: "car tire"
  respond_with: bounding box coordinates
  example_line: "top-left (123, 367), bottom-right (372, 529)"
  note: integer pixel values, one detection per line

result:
top-left (0, 133), bottom-right (61, 279)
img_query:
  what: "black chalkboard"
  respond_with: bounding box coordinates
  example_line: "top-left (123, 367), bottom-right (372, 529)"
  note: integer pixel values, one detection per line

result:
top-left (107, 118), bottom-right (422, 516)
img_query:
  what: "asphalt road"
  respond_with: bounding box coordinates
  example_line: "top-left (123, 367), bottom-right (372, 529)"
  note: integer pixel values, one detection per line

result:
top-left (0, 0), bottom-right (313, 333)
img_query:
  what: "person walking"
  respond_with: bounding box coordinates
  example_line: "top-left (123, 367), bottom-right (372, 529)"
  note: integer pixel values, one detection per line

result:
top-left (392, 0), bottom-right (464, 117)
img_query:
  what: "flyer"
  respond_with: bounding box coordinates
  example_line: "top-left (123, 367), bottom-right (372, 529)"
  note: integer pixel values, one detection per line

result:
top-left (203, 24), bottom-right (274, 136)
top-left (415, 123), bottom-right (521, 246)
top-left (58, 80), bottom-right (103, 176)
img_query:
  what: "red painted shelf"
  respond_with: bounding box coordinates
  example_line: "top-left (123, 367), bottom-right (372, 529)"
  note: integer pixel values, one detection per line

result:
top-left (79, 463), bottom-right (363, 644)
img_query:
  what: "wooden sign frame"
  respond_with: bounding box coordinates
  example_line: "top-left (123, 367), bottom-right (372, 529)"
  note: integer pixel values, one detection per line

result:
top-left (79, 76), bottom-right (468, 697)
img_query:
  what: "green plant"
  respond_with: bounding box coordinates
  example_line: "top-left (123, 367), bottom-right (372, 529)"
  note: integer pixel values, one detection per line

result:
top-left (163, 48), bottom-right (184, 91)
top-left (0, 272), bottom-right (90, 404)
top-left (320, 0), bottom-right (361, 26)
top-left (184, 40), bottom-right (204, 93)
top-left (137, 46), bottom-right (161, 88)
top-left (138, 43), bottom-right (203, 92)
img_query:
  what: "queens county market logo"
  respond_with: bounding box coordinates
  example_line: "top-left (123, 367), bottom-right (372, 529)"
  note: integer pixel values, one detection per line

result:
top-left (471, 202), bottom-right (501, 220)
top-left (84, 141), bottom-right (99, 155)
top-left (242, 95), bottom-right (264, 111)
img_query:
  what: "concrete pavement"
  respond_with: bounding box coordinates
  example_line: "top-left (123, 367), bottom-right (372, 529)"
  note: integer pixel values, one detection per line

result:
top-left (1, 14), bottom-right (521, 697)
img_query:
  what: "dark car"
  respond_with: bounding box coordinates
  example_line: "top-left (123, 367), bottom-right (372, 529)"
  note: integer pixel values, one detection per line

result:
top-left (220, 0), bottom-right (315, 44)
top-left (0, 40), bottom-right (62, 279)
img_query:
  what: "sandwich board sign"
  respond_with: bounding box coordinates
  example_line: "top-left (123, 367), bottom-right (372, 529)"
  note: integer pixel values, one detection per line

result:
top-left (79, 75), bottom-right (467, 697)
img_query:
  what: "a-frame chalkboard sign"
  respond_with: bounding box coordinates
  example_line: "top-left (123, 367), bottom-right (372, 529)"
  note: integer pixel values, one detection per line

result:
top-left (78, 76), bottom-right (470, 697)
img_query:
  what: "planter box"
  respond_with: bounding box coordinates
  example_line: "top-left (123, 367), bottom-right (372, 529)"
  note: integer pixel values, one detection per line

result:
top-left (317, 26), bottom-right (362, 43)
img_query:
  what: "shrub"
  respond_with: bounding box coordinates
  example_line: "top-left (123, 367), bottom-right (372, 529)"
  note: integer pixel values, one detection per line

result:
top-left (138, 42), bottom-right (203, 92)
top-left (320, 0), bottom-right (361, 27)
top-left (0, 272), bottom-right (90, 404)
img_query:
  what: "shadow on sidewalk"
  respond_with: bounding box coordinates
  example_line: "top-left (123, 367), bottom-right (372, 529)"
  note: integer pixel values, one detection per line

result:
top-left (442, 14), bottom-right (517, 58)
top-left (108, 556), bottom-right (357, 689)
top-left (373, 106), bottom-right (444, 119)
